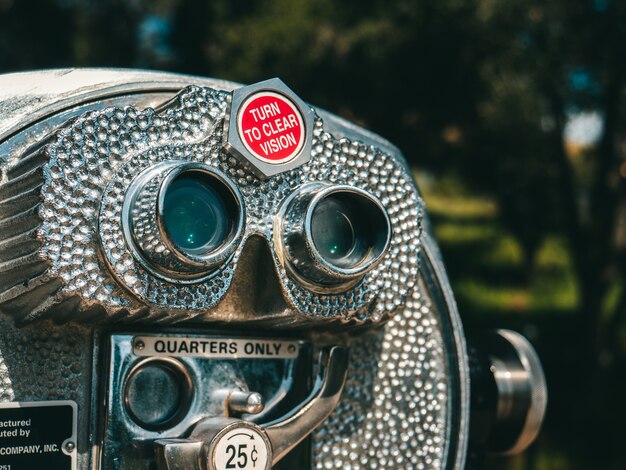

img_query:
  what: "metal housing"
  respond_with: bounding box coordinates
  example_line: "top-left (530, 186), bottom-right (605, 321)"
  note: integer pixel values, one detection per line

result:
top-left (0, 69), bottom-right (470, 470)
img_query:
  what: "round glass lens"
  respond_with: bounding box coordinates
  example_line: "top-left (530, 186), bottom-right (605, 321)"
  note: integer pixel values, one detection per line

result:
top-left (162, 175), bottom-right (229, 254)
top-left (311, 198), bottom-right (356, 263)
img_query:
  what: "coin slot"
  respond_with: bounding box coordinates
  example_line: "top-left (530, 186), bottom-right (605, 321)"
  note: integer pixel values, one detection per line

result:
top-left (123, 357), bottom-right (193, 431)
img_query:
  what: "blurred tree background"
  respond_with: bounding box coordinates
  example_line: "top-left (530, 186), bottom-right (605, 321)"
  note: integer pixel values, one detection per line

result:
top-left (1, 0), bottom-right (626, 468)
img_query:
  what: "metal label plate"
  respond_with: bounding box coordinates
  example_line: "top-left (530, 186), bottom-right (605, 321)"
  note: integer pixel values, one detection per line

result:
top-left (0, 400), bottom-right (77, 470)
top-left (133, 336), bottom-right (300, 359)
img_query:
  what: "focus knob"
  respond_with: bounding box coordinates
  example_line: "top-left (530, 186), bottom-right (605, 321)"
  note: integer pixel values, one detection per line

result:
top-left (469, 329), bottom-right (548, 455)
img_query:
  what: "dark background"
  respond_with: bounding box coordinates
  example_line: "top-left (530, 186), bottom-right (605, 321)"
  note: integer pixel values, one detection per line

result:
top-left (2, 1), bottom-right (626, 468)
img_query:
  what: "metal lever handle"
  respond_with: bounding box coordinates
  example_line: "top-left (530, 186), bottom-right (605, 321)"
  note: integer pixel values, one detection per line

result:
top-left (263, 345), bottom-right (348, 463)
top-left (155, 346), bottom-right (349, 470)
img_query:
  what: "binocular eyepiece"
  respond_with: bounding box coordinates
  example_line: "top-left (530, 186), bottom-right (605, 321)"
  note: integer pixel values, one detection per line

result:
top-left (277, 183), bottom-right (391, 291)
top-left (124, 162), bottom-right (245, 281)
top-left (124, 161), bottom-right (392, 291)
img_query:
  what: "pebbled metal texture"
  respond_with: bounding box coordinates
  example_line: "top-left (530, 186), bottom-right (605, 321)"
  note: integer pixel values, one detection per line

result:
top-left (315, 278), bottom-right (449, 469)
top-left (0, 85), bottom-right (423, 326)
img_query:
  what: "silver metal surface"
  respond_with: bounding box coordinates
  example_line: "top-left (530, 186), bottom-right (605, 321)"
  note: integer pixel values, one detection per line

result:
top-left (312, 277), bottom-right (457, 469)
top-left (265, 346), bottom-right (348, 464)
top-left (123, 356), bottom-right (194, 430)
top-left (155, 438), bottom-right (204, 470)
top-left (421, 233), bottom-right (471, 470)
top-left (0, 69), bottom-right (239, 145)
top-left (0, 69), bottom-right (474, 470)
top-left (101, 332), bottom-right (311, 469)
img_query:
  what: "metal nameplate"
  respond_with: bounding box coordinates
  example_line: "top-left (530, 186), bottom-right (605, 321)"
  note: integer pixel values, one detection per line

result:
top-left (0, 400), bottom-right (77, 470)
top-left (133, 336), bottom-right (300, 359)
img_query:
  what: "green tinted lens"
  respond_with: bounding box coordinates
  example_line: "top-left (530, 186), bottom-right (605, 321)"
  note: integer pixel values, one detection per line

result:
top-left (162, 175), bottom-right (230, 254)
top-left (309, 190), bottom-right (390, 272)
top-left (311, 198), bottom-right (357, 265)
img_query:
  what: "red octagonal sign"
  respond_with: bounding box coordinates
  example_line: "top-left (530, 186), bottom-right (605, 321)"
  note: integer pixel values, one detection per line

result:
top-left (237, 91), bottom-right (305, 164)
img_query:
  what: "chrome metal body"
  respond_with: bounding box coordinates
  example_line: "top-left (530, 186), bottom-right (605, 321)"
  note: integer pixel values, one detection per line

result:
top-left (0, 69), bottom-right (545, 469)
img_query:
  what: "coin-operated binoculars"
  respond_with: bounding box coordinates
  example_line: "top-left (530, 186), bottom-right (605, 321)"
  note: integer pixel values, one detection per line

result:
top-left (0, 70), bottom-right (546, 469)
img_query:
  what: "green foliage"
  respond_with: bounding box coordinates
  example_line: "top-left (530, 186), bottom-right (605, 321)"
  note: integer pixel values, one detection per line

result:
top-left (421, 172), bottom-right (577, 315)
top-left (531, 236), bottom-right (579, 312)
